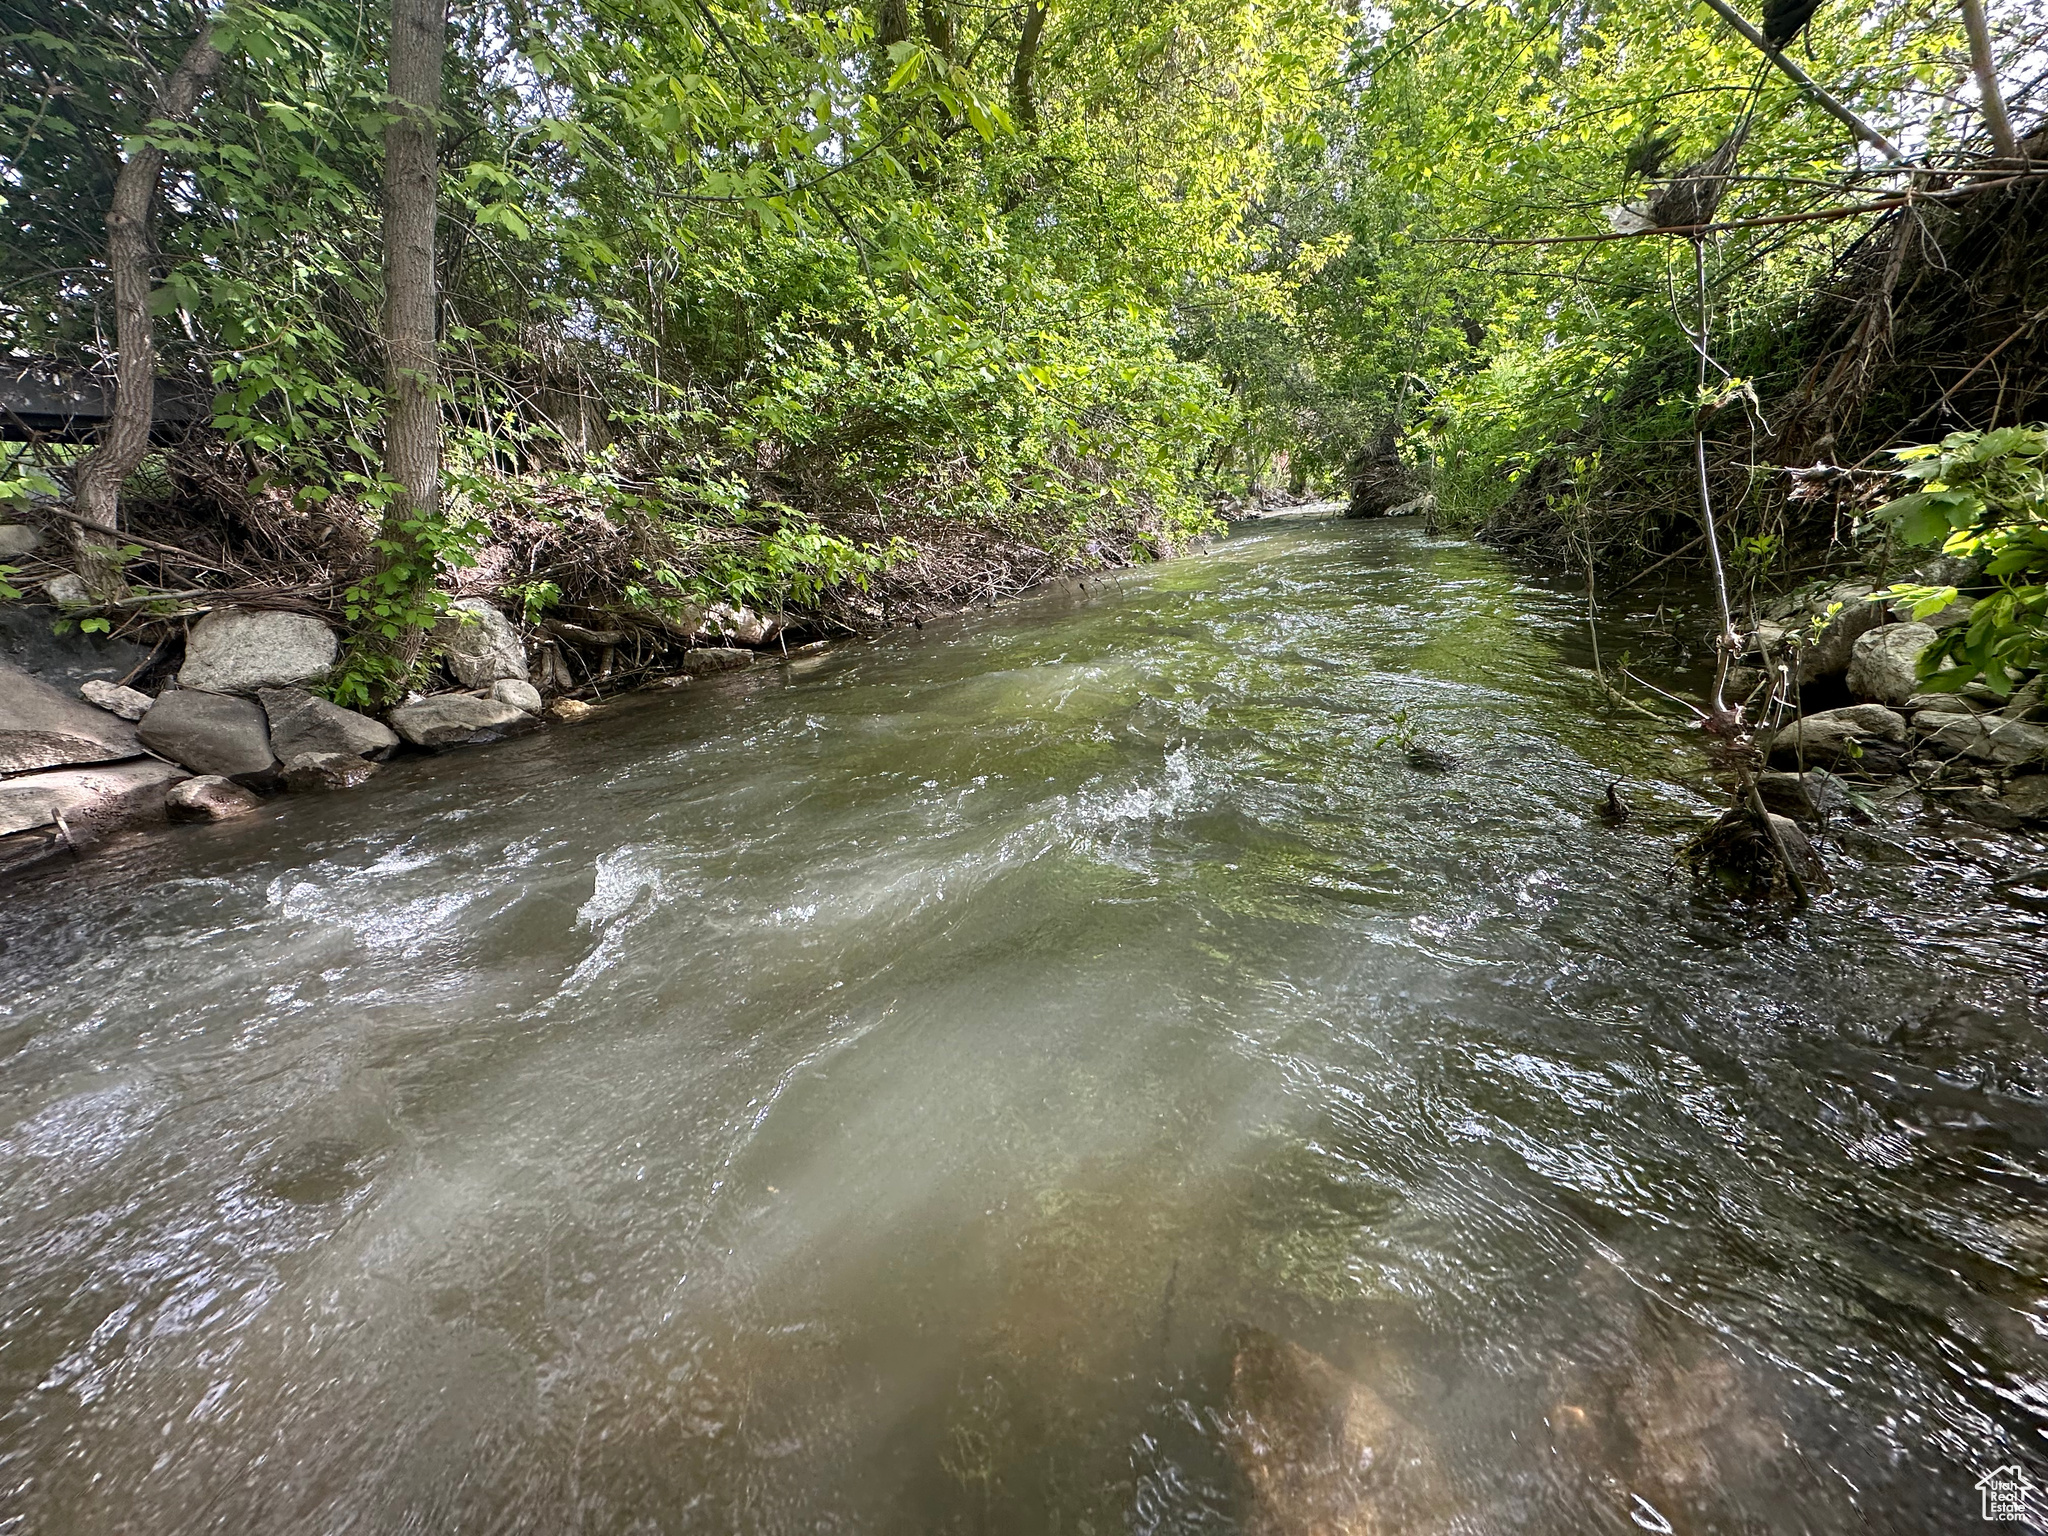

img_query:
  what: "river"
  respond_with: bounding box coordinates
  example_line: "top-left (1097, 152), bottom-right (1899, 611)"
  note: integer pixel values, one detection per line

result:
top-left (3, 517), bottom-right (2044, 1533)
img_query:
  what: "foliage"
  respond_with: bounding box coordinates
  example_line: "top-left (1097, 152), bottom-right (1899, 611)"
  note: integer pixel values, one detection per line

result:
top-left (1877, 427), bottom-right (2048, 694)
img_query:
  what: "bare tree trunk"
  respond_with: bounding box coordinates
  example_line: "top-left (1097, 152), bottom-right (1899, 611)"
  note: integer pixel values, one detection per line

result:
top-left (67, 24), bottom-right (223, 600)
top-left (364, 0), bottom-right (447, 683)
top-left (1960, 0), bottom-right (2019, 162)
top-left (381, 0), bottom-right (446, 541)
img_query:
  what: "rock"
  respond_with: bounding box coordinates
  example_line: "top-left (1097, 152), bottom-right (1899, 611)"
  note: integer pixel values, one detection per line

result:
top-left (1846, 622), bottom-right (1938, 706)
top-left (179, 607), bottom-right (338, 694)
top-left (2003, 674), bottom-right (2047, 722)
top-left (1945, 788), bottom-right (2024, 831)
top-left (1891, 593), bottom-right (1974, 632)
top-left (1764, 703), bottom-right (1907, 772)
top-left (1755, 768), bottom-right (1850, 823)
top-left (281, 751), bottom-right (380, 792)
top-left (0, 758), bottom-right (189, 872)
top-left (700, 603), bottom-right (778, 647)
top-left (0, 658), bottom-right (143, 773)
top-left (2005, 776), bottom-right (2048, 823)
top-left (1226, 1328), bottom-right (1448, 1536)
top-left (0, 523), bottom-right (40, 559)
top-left (389, 693), bottom-right (534, 748)
top-left (1905, 691), bottom-right (1985, 715)
top-left (678, 647), bottom-right (755, 677)
top-left (0, 601), bottom-right (150, 695)
top-left (1915, 713), bottom-right (2048, 768)
top-left (432, 598), bottom-right (529, 687)
top-left (79, 678), bottom-right (152, 720)
top-left (136, 689), bottom-right (277, 782)
top-left (1763, 581), bottom-right (1887, 684)
top-left (489, 677), bottom-right (543, 713)
top-left (165, 775), bottom-right (262, 822)
top-left (547, 697), bottom-right (597, 722)
top-left (258, 686), bottom-right (398, 760)
top-left (43, 573), bottom-right (90, 608)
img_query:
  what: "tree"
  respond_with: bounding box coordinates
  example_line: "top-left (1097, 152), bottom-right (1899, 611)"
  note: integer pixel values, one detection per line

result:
top-left (369, 0), bottom-right (448, 667)
top-left (65, 19), bottom-right (223, 600)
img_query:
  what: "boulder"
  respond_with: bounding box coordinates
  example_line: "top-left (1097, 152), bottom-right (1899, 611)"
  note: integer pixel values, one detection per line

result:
top-left (1891, 593), bottom-right (1974, 632)
top-left (1686, 808), bottom-right (1830, 898)
top-left (259, 686), bottom-right (399, 760)
top-left (79, 678), bottom-right (152, 720)
top-left (1846, 622), bottom-right (1938, 706)
top-left (0, 758), bottom-right (188, 873)
top-left (0, 658), bottom-right (142, 773)
top-left (0, 601), bottom-right (150, 694)
top-left (1945, 788), bottom-right (2024, 831)
top-left (1915, 713), bottom-right (2048, 768)
top-left (43, 573), bottom-right (89, 608)
top-left (281, 751), bottom-right (381, 792)
top-left (389, 693), bottom-right (534, 749)
top-left (165, 775), bottom-right (263, 823)
top-left (678, 646), bottom-right (754, 677)
top-left (1763, 582), bottom-right (1888, 684)
top-left (700, 603), bottom-right (778, 647)
top-left (1904, 691), bottom-right (1985, 716)
top-left (1755, 768), bottom-right (1850, 823)
top-left (0, 523), bottom-right (40, 559)
top-left (1765, 704), bottom-right (1907, 772)
top-left (489, 677), bottom-right (543, 713)
top-left (432, 599), bottom-right (528, 687)
top-left (2005, 776), bottom-right (2048, 823)
top-left (136, 689), bottom-right (277, 782)
top-left (179, 608), bottom-right (338, 694)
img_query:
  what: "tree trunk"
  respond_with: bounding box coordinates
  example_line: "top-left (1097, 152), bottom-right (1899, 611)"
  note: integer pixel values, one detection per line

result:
top-left (366, 0), bottom-right (447, 682)
top-left (1960, 0), bottom-right (2018, 161)
top-left (67, 24), bottom-right (224, 600)
top-left (1009, 0), bottom-right (1047, 135)
top-left (381, 0), bottom-right (447, 540)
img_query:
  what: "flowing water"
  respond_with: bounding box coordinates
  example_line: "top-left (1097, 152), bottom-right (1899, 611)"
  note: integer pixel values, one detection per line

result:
top-left (3, 518), bottom-right (2046, 1534)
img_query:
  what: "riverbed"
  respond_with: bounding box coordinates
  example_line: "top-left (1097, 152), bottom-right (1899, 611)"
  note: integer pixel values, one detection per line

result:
top-left (3, 517), bottom-right (2044, 1532)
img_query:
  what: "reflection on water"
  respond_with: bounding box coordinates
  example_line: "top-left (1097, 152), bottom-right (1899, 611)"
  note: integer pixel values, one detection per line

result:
top-left (2, 519), bottom-right (2044, 1533)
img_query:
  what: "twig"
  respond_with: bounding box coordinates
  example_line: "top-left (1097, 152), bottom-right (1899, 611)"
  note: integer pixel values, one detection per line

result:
top-left (34, 505), bottom-right (233, 571)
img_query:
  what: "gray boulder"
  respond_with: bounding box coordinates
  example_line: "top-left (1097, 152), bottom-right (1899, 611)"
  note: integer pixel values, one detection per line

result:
top-left (80, 678), bottom-right (152, 720)
top-left (1891, 593), bottom-right (1974, 632)
top-left (0, 658), bottom-right (141, 773)
top-left (43, 573), bottom-right (89, 608)
top-left (0, 758), bottom-right (188, 872)
top-left (281, 751), bottom-right (381, 792)
top-left (678, 646), bottom-right (754, 677)
top-left (1916, 714), bottom-right (2048, 768)
top-left (1765, 704), bottom-right (1907, 772)
top-left (2005, 776), bottom-right (2048, 823)
top-left (1763, 582), bottom-right (1888, 684)
top-left (0, 523), bottom-right (40, 559)
top-left (259, 686), bottom-right (399, 760)
top-left (179, 608), bottom-right (338, 694)
top-left (389, 693), bottom-right (534, 749)
top-left (165, 775), bottom-right (263, 823)
top-left (1846, 622), bottom-right (1938, 706)
top-left (489, 677), bottom-right (543, 713)
top-left (137, 689), bottom-right (277, 781)
top-left (1755, 769), bottom-right (1850, 823)
top-left (700, 603), bottom-right (778, 647)
top-left (432, 599), bottom-right (528, 687)
top-left (1905, 691), bottom-right (1985, 716)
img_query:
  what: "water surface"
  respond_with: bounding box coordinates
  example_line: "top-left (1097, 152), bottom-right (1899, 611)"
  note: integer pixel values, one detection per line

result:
top-left (3, 519), bottom-right (2045, 1533)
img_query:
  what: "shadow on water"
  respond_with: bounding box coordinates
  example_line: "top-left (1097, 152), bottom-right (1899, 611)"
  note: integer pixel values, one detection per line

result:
top-left (1, 519), bottom-right (2045, 1533)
